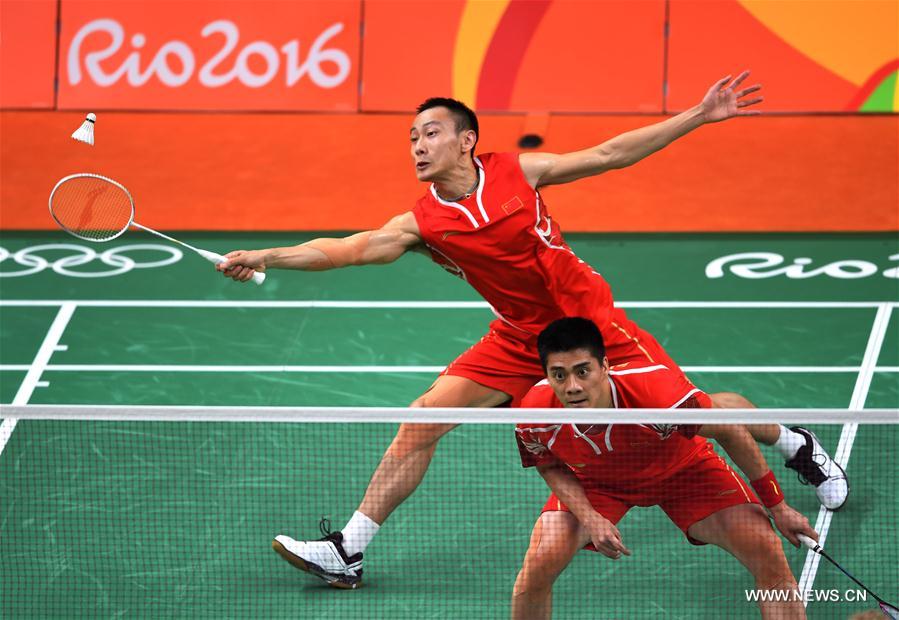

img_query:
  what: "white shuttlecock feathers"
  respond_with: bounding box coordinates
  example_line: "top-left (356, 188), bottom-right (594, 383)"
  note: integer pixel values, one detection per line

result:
top-left (71, 113), bottom-right (96, 146)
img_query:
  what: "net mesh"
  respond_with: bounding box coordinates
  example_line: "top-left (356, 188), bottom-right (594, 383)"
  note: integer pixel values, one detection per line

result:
top-left (1, 406), bottom-right (895, 619)
top-left (49, 175), bottom-right (133, 241)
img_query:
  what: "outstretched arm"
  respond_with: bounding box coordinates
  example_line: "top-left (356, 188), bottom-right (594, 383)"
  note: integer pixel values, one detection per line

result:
top-left (519, 71), bottom-right (763, 188)
top-left (217, 211), bottom-right (422, 282)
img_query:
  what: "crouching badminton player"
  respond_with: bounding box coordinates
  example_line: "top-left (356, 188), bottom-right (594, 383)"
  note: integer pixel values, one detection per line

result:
top-left (512, 318), bottom-right (816, 620)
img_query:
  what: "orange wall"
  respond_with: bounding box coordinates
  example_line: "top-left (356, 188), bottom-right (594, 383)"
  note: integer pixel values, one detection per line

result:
top-left (2, 111), bottom-right (895, 232)
top-left (0, 0), bottom-right (58, 108)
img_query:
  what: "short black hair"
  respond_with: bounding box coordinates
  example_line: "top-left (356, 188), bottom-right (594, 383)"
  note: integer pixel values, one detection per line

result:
top-left (537, 317), bottom-right (606, 370)
top-left (416, 97), bottom-right (479, 151)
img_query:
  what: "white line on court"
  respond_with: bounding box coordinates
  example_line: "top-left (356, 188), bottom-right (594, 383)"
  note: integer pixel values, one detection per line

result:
top-left (23, 364), bottom-right (449, 373)
top-left (0, 303), bottom-right (76, 458)
top-left (0, 364), bottom-right (886, 374)
top-left (798, 302), bottom-right (894, 603)
top-left (0, 300), bottom-right (896, 309)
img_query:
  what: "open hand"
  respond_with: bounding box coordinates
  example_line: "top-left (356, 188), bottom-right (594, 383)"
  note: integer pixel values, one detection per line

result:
top-left (700, 70), bottom-right (763, 123)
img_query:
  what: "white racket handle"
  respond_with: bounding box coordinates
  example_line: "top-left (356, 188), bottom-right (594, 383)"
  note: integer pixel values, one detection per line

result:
top-left (197, 249), bottom-right (266, 285)
top-left (797, 534), bottom-right (820, 552)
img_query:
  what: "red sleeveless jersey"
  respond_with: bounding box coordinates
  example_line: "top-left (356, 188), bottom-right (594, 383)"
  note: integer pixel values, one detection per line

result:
top-left (515, 363), bottom-right (710, 488)
top-left (412, 152), bottom-right (639, 354)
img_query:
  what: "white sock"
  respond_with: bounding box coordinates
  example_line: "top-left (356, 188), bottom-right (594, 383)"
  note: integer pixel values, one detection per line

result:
top-left (774, 425), bottom-right (806, 460)
top-left (341, 511), bottom-right (380, 556)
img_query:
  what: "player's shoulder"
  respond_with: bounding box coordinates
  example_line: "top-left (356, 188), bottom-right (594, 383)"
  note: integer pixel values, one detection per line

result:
top-left (479, 152), bottom-right (535, 201)
top-left (412, 185), bottom-right (442, 225)
top-left (609, 362), bottom-right (689, 409)
top-left (477, 151), bottom-right (521, 174)
top-left (476, 151), bottom-right (512, 165)
top-left (520, 380), bottom-right (560, 409)
top-left (413, 188), bottom-right (435, 208)
top-left (608, 360), bottom-right (671, 377)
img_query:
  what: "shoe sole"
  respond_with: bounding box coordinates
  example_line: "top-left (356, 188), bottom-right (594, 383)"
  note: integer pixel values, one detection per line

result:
top-left (271, 539), bottom-right (362, 590)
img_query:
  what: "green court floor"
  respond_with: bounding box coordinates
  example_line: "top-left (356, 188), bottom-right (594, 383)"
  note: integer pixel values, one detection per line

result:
top-left (1, 232), bottom-right (897, 618)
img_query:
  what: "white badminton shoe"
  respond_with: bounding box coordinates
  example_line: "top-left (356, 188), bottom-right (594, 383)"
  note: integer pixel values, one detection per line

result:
top-left (785, 426), bottom-right (849, 511)
top-left (272, 519), bottom-right (363, 589)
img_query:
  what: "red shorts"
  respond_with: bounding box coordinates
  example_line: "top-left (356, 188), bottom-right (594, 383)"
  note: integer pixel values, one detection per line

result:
top-left (442, 319), bottom-right (685, 405)
top-left (541, 445), bottom-right (761, 546)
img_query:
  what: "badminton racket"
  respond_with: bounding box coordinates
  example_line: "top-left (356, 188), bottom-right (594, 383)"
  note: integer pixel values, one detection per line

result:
top-left (49, 173), bottom-right (265, 285)
top-left (798, 534), bottom-right (898, 618)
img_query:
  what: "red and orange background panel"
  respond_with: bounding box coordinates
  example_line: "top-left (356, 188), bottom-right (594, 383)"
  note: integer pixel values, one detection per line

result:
top-left (0, 0), bottom-right (895, 233)
top-left (362, 0), bottom-right (666, 112)
top-left (668, 0), bottom-right (899, 112)
top-left (2, 0), bottom-right (896, 112)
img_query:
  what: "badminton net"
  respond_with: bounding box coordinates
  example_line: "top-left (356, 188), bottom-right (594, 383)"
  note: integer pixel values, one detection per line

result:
top-left (0, 405), bottom-right (896, 619)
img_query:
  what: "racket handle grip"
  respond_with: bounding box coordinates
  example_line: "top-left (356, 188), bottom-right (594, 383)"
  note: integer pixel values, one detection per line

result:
top-left (797, 534), bottom-right (819, 552)
top-left (199, 249), bottom-right (266, 286)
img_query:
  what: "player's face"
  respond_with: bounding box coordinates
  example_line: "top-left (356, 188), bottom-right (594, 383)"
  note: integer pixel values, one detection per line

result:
top-left (410, 107), bottom-right (469, 181)
top-left (545, 349), bottom-right (611, 409)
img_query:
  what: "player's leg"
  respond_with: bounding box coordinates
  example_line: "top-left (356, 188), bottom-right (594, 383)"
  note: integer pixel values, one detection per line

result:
top-left (710, 392), bottom-right (849, 510)
top-left (711, 392), bottom-right (781, 444)
top-left (273, 374), bottom-right (510, 588)
top-left (616, 322), bottom-right (820, 478)
top-left (663, 452), bottom-right (805, 618)
top-left (621, 318), bottom-right (847, 510)
top-left (358, 374), bottom-right (510, 524)
top-left (512, 511), bottom-right (590, 620)
top-left (514, 490), bottom-right (631, 619)
top-left (688, 504), bottom-right (805, 619)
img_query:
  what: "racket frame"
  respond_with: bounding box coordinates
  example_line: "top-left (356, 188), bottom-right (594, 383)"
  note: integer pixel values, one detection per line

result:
top-left (49, 172), bottom-right (265, 284)
top-left (49, 173), bottom-right (136, 242)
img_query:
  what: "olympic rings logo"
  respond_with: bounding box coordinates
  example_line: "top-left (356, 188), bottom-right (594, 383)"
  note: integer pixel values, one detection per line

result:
top-left (0, 244), bottom-right (183, 278)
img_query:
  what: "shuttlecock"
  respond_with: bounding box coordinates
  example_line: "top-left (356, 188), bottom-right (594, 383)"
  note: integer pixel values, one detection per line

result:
top-left (71, 113), bottom-right (96, 146)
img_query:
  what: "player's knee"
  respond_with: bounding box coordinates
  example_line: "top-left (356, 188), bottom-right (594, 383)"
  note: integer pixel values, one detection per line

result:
top-left (386, 423), bottom-right (445, 458)
top-left (757, 573), bottom-right (798, 593)
top-left (754, 539), bottom-right (795, 589)
top-left (733, 525), bottom-right (794, 586)
top-left (410, 382), bottom-right (443, 408)
top-left (710, 391), bottom-right (756, 409)
top-left (517, 544), bottom-right (567, 591)
top-left (514, 562), bottom-right (556, 596)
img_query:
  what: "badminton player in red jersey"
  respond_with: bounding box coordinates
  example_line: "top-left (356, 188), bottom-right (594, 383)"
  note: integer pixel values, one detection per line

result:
top-left (218, 71), bottom-right (846, 588)
top-left (511, 318), bottom-right (814, 620)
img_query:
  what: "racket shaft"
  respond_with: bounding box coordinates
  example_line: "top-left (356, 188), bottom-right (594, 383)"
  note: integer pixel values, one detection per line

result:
top-left (131, 222), bottom-right (204, 254)
top-left (799, 535), bottom-right (891, 606)
top-left (131, 222), bottom-right (265, 285)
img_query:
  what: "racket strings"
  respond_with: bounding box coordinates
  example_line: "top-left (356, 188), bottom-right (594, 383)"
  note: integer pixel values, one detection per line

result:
top-left (50, 176), bottom-right (133, 241)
